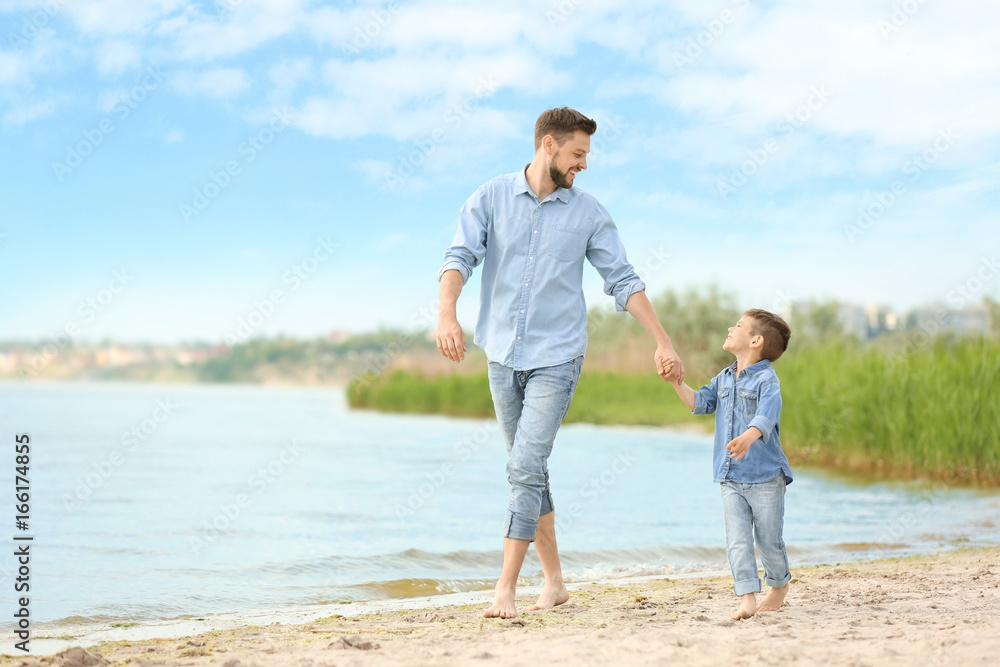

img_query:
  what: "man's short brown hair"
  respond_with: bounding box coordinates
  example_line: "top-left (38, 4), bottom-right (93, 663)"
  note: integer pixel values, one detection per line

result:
top-left (744, 308), bottom-right (792, 362)
top-left (534, 107), bottom-right (597, 150)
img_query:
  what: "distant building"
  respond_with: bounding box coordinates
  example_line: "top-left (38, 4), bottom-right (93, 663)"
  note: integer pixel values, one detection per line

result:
top-left (909, 303), bottom-right (989, 337)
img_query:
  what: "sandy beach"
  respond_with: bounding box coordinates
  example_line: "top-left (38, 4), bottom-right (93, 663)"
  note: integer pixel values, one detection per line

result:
top-left (5, 546), bottom-right (998, 666)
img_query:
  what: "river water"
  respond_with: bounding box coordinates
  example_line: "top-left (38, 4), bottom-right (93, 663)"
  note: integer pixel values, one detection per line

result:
top-left (2, 381), bottom-right (997, 631)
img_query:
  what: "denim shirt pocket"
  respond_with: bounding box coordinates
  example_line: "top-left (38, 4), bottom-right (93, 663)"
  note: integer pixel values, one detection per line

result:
top-left (718, 386), bottom-right (732, 413)
top-left (736, 388), bottom-right (758, 419)
top-left (547, 226), bottom-right (589, 262)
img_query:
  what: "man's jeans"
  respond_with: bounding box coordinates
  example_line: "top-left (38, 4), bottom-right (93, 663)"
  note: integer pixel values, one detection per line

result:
top-left (720, 475), bottom-right (792, 595)
top-left (487, 356), bottom-right (583, 542)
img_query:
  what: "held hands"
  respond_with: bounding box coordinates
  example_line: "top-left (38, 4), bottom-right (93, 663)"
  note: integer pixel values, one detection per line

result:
top-left (725, 428), bottom-right (761, 462)
top-left (656, 347), bottom-right (685, 384)
top-left (436, 317), bottom-right (467, 363)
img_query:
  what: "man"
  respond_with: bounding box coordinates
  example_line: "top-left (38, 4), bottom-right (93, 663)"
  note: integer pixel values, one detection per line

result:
top-left (436, 107), bottom-right (683, 618)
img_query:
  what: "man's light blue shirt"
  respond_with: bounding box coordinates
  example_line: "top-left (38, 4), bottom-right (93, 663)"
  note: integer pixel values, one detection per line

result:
top-left (693, 359), bottom-right (794, 485)
top-left (438, 168), bottom-right (645, 371)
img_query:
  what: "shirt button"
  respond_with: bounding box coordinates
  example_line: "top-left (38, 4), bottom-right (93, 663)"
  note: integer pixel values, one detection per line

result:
top-left (524, 283), bottom-right (529, 287)
top-left (529, 256), bottom-right (533, 260)
top-left (517, 336), bottom-right (522, 340)
top-left (520, 310), bottom-right (524, 313)
top-left (533, 230), bottom-right (538, 233)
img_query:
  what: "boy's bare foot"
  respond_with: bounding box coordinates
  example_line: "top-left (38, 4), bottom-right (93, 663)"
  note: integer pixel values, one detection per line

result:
top-left (756, 583), bottom-right (789, 612)
top-left (483, 587), bottom-right (517, 618)
top-left (528, 582), bottom-right (569, 611)
top-left (731, 593), bottom-right (756, 620)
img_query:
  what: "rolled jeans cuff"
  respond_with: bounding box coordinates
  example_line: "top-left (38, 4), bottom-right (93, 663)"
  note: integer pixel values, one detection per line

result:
top-left (765, 572), bottom-right (791, 589)
top-left (504, 510), bottom-right (536, 542)
top-left (733, 577), bottom-right (762, 596)
top-left (503, 490), bottom-right (554, 541)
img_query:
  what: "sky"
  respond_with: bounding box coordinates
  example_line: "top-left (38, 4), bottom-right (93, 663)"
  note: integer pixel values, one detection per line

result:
top-left (1, 0), bottom-right (998, 344)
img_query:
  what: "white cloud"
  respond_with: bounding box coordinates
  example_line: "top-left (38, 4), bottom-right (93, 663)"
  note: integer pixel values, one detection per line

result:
top-left (172, 67), bottom-right (252, 99)
top-left (266, 57), bottom-right (313, 104)
top-left (96, 39), bottom-right (141, 75)
top-left (64, 0), bottom-right (187, 36)
top-left (157, 0), bottom-right (308, 61)
top-left (0, 51), bottom-right (27, 85)
top-left (164, 129), bottom-right (184, 142)
top-left (372, 232), bottom-right (410, 252)
top-left (649, 0), bottom-right (1000, 150)
top-left (3, 100), bottom-right (55, 125)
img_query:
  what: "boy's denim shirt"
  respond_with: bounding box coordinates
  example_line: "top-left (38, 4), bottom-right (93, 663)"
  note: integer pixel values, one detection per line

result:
top-left (693, 359), bottom-right (794, 485)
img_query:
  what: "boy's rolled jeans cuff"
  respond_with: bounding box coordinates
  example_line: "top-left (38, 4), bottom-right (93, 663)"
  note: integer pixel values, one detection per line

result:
top-left (733, 577), bottom-right (762, 596)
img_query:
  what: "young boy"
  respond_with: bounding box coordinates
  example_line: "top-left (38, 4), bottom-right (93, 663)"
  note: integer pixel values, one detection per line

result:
top-left (664, 308), bottom-right (793, 621)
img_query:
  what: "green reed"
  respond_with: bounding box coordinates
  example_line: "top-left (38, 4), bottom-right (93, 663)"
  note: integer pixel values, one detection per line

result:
top-left (348, 337), bottom-right (1000, 484)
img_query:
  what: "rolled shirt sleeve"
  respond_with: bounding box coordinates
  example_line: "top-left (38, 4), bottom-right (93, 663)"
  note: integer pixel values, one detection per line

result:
top-left (748, 379), bottom-right (782, 443)
top-left (693, 375), bottom-right (720, 415)
top-left (438, 185), bottom-right (490, 285)
top-left (586, 204), bottom-right (646, 312)
top-left (436, 169), bottom-right (652, 370)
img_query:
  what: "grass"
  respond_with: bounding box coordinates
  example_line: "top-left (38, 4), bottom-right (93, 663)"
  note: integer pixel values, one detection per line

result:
top-left (348, 336), bottom-right (1000, 485)
top-left (777, 336), bottom-right (1000, 484)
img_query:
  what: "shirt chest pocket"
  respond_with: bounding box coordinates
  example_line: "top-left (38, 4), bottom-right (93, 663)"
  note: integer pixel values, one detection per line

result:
top-left (546, 226), bottom-right (589, 262)
top-left (736, 389), bottom-right (759, 419)
top-left (718, 386), bottom-right (731, 412)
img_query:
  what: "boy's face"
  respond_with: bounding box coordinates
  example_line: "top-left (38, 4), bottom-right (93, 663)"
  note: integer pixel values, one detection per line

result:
top-left (723, 315), bottom-right (762, 353)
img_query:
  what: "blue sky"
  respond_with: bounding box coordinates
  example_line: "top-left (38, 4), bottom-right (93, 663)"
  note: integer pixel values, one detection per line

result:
top-left (1, 0), bottom-right (997, 343)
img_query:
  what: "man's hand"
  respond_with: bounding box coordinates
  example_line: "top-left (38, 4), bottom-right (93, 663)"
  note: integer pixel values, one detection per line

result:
top-left (725, 427), bottom-right (762, 461)
top-left (436, 317), bottom-right (467, 363)
top-left (655, 346), bottom-right (684, 383)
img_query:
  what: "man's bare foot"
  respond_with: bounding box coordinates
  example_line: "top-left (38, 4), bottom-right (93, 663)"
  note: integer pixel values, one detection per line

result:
top-left (731, 593), bottom-right (756, 620)
top-left (756, 583), bottom-right (789, 612)
top-left (483, 588), bottom-right (518, 618)
top-left (528, 582), bottom-right (569, 611)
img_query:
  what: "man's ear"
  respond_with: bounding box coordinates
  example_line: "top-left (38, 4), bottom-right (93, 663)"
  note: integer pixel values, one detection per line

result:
top-left (542, 134), bottom-right (555, 155)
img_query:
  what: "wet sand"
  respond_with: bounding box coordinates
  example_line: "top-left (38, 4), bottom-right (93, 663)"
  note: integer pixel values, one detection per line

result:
top-left (4, 547), bottom-right (998, 666)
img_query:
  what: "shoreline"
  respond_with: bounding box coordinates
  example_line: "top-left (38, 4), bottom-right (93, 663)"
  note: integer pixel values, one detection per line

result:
top-left (7, 547), bottom-right (998, 666)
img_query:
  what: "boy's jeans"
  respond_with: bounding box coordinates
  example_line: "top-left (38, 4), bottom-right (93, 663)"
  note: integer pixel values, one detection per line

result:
top-left (487, 356), bottom-right (583, 542)
top-left (720, 475), bottom-right (792, 595)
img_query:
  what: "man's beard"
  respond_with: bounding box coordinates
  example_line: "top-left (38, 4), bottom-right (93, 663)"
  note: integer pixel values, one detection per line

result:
top-left (549, 161), bottom-right (575, 190)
